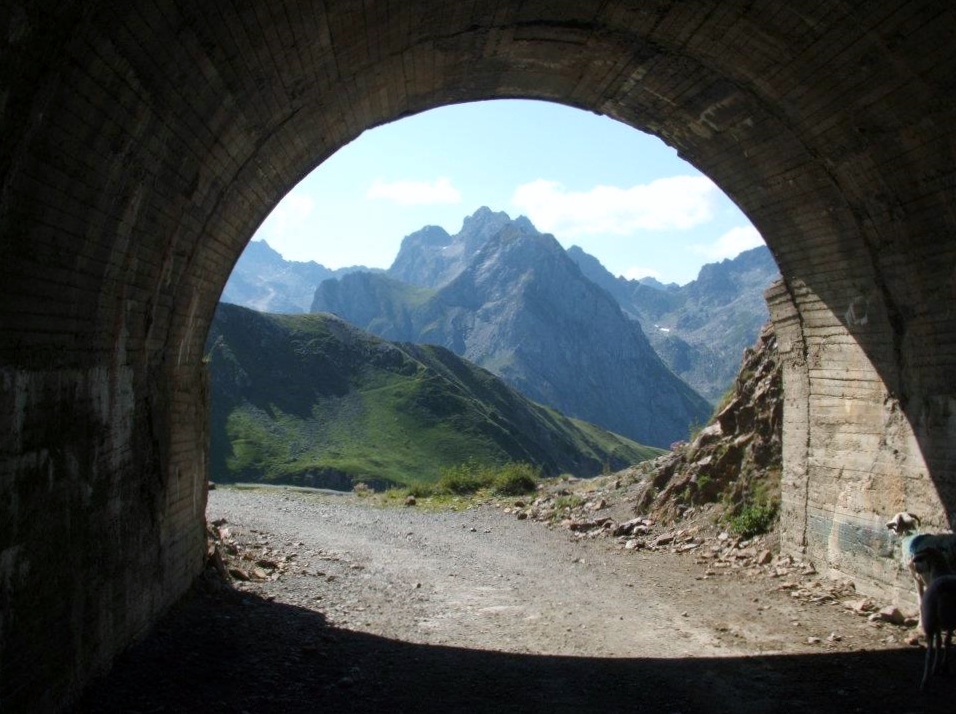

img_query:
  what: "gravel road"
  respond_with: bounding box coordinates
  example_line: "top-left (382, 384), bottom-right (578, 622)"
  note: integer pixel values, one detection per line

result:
top-left (207, 486), bottom-right (730, 660)
top-left (74, 486), bottom-right (953, 713)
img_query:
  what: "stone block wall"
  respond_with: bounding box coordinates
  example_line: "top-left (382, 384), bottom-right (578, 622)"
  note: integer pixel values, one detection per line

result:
top-left (0, 358), bottom-right (208, 711)
top-left (767, 280), bottom-right (950, 608)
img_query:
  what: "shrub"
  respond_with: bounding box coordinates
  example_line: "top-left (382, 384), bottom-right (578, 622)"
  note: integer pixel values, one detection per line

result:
top-left (402, 481), bottom-right (438, 499)
top-left (728, 500), bottom-right (778, 538)
top-left (388, 461), bottom-right (540, 502)
top-left (491, 462), bottom-right (540, 496)
top-left (554, 494), bottom-right (584, 512)
top-left (436, 462), bottom-right (490, 495)
top-left (353, 481), bottom-right (373, 497)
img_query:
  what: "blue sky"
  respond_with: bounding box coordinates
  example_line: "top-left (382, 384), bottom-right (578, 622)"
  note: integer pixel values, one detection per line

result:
top-left (251, 99), bottom-right (763, 286)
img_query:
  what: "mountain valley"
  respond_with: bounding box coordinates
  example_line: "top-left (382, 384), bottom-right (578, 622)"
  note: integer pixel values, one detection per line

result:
top-left (206, 303), bottom-right (661, 488)
top-left (312, 208), bottom-right (716, 448)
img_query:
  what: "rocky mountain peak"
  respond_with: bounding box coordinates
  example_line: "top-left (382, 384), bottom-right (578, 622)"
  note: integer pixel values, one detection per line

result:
top-left (637, 276), bottom-right (679, 292)
top-left (444, 223), bottom-right (596, 313)
top-left (402, 224), bottom-right (452, 248)
top-left (388, 207), bottom-right (542, 289)
top-left (460, 205), bottom-right (509, 231)
top-left (686, 245), bottom-right (778, 307)
top-left (221, 240), bottom-right (352, 313)
top-left (243, 239), bottom-right (286, 265)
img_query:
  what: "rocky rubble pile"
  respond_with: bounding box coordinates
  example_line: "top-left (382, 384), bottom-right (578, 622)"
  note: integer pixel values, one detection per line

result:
top-left (206, 517), bottom-right (297, 585)
top-left (493, 319), bottom-right (921, 645)
top-left (499, 494), bottom-right (921, 645)
top-left (500, 322), bottom-right (784, 545)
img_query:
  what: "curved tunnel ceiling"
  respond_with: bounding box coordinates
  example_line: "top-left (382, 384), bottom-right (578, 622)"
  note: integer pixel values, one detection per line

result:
top-left (3, 2), bottom-right (951, 400)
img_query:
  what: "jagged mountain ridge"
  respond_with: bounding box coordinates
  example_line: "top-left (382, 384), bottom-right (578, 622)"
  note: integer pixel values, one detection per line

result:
top-left (388, 207), bottom-right (540, 289)
top-left (224, 207), bottom-right (778, 429)
top-left (220, 239), bottom-right (375, 313)
top-left (312, 212), bottom-right (713, 449)
top-left (205, 303), bottom-right (661, 488)
top-left (568, 244), bottom-right (779, 403)
top-left (382, 207), bottom-right (778, 404)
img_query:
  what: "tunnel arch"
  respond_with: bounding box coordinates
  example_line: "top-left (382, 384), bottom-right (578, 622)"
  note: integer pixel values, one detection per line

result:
top-left (2, 1), bottom-right (955, 709)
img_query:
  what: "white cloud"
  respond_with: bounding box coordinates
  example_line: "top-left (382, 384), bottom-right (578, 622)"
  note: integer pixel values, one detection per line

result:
top-left (622, 265), bottom-right (663, 281)
top-left (510, 176), bottom-right (718, 237)
top-left (691, 225), bottom-right (764, 261)
top-left (255, 190), bottom-right (315, 247)
top-left (367, 176), bottom-right (461, 205)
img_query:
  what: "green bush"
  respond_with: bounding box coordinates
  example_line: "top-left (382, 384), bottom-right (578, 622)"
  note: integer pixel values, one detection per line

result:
top-left (391, 461), bottom-right (541, 500)
top-left (491, 462), bottom-right (540, 496)
top-left (553, 494), bottom-right (584, 512)
top-left (403, 481), bottom-right (438, 499)
top-left (729, 500), bottom-right (778, 538)
top-left (437, 468), bottom-right (487, 495)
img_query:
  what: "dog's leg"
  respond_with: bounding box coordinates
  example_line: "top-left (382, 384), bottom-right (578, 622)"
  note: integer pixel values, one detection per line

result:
top-left (922, 635), bottom-right (935, 690)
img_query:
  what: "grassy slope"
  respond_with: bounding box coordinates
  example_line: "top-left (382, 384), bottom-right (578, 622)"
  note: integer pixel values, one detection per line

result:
top-left (207, 303), bottom-right (662, 488)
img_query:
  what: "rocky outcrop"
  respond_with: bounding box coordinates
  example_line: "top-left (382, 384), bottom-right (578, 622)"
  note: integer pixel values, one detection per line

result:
top-left (627, 320), bottom-right (782, 523)
top-left (388, 207), bottom-right (538, 288)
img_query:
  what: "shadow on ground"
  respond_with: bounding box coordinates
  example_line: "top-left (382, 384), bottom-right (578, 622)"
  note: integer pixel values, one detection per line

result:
top-left (72, 578), bottom-right (950, 714)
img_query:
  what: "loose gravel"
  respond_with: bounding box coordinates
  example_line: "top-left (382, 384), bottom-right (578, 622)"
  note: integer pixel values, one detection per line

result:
top-left (73, 485), bottom-right (953, 713)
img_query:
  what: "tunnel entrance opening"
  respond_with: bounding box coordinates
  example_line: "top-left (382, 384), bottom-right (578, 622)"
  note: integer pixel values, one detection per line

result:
top-left (208, 98), bottom-right (774, 493)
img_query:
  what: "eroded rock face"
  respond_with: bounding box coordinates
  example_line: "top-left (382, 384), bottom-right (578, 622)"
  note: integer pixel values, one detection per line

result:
top-left (569, 244), bottom-right (780, 403)
top-left (630, 321), bottom-right (782, 522)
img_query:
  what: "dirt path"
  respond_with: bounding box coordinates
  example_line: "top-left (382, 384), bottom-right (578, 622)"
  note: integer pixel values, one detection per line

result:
top-left (74, 486), bottom-right (952, 713)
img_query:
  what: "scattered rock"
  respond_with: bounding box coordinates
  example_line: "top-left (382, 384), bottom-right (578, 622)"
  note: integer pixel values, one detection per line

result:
top-left (567, 517), bottom-right (611, 532)
top-left (228, 567), bottom-right (250, 582)
top-left (871, 607), bottom-right (905, 626)
top-left (845, 599), bottom-right (874, 614)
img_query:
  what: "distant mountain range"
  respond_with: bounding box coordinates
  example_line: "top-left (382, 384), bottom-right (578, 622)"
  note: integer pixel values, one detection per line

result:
top-left (568, 244), bottom-right (779, 402)
top-left (206, 303), bottom-right (661, 488)
top-left (311, 208), bottom-right (714, 449)
top-left (220, 207), bottom-right (779, 447)
top-left (220, 240), bottom-right (374, 313)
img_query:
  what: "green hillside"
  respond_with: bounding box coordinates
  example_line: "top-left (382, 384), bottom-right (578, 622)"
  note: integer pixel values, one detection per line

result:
top-left (206, 303), bottom-right (662, 489)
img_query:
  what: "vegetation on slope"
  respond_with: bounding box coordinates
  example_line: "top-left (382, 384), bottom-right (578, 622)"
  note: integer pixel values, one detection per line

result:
top-left (206, 304), bottom-right (662, 489)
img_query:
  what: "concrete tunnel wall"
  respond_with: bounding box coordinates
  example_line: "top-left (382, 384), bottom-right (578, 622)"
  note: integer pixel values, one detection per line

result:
top-left (1, 1), bottom-right (956, 709)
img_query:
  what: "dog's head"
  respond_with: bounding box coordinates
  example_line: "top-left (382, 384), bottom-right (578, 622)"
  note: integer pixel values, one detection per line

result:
top-left (886, 511), bottom-right (921, 534)
top-left (911, 546), bottom-right (946, 576)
